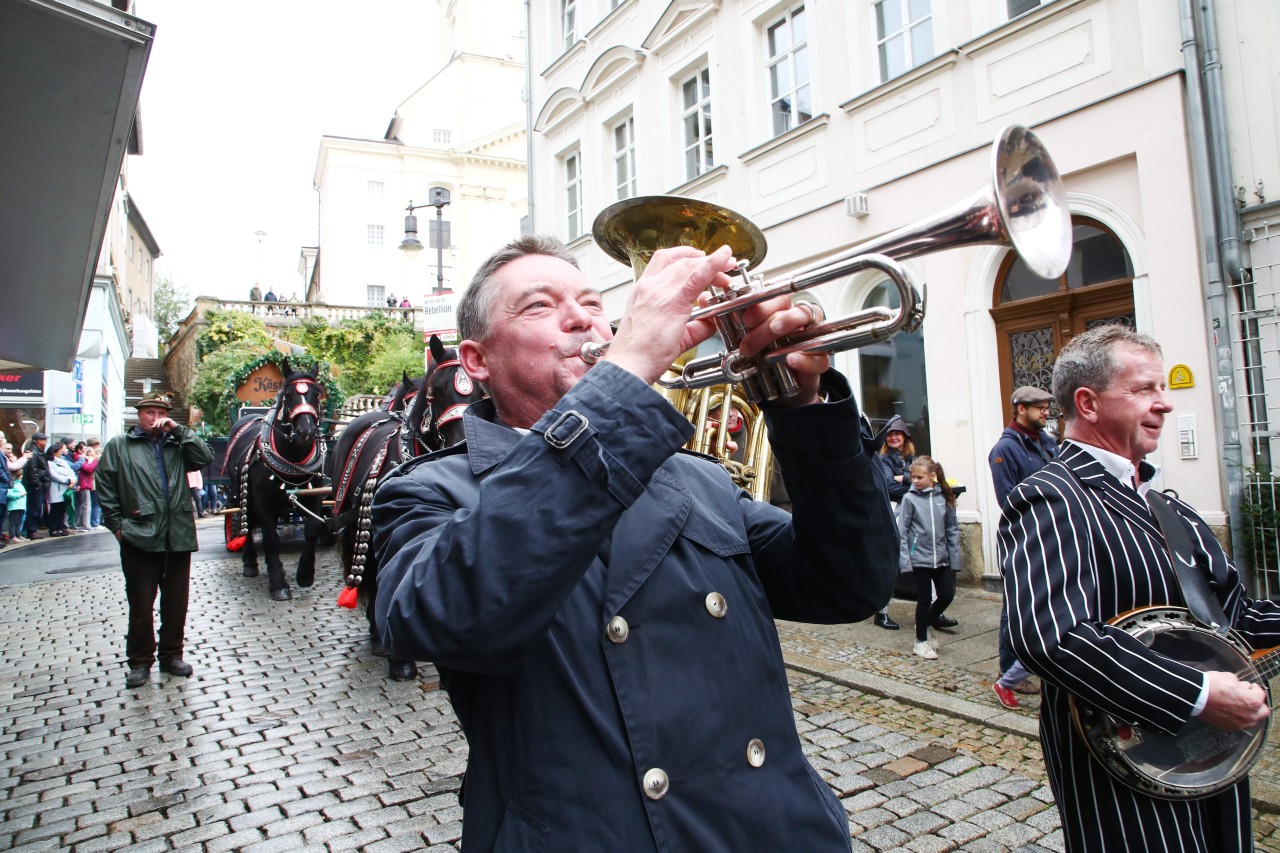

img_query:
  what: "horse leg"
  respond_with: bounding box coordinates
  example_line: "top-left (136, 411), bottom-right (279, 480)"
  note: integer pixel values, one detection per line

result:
top-left (361, 564), bottom-right (388, 657)
top-left (241, 512), bottom-right (260, 577)
top-left (365, 558), bottom-right (417, 681)
top-left (296, 506), bottom-right (321, 588)
top-left (260, 506), bottom-right (290, 601)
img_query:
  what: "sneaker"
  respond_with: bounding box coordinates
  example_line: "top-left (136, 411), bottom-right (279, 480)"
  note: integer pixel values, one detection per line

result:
top-left (993, 683), bottom-right (1021, 709)
top-left (912, 641), bottom-right (938, 660)
top-left (873, 612), bottom-right (900, 630)
top-left (1011, 677), bottom-right (1041, 695)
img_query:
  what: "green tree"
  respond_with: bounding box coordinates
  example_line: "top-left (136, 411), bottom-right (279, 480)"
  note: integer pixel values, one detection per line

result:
top-left (189, 343), bottom-right (272, 435)
top-left (296, 313), bottom-right (420, 395)
top-left (154, 273), bottom-right (193, 349)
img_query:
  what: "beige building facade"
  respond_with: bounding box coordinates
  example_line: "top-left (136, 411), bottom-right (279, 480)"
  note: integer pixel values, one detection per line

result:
top-left (312, 0), bottom-right (528, 311)
top-left (527, 0), bottom-right (1259, 580)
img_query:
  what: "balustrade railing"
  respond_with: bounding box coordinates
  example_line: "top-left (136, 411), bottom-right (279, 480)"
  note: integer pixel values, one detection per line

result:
top-left (218, 300), bottom-right (419, 326)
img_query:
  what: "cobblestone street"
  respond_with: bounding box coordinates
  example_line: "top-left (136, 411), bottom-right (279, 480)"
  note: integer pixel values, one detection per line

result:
top-left (0, 529), bottom-right (1277, 851)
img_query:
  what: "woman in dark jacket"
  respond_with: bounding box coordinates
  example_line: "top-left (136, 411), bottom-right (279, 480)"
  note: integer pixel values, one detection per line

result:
top-left (870, 415), bottom-right (915, 629)
top-left (877, 415), bottom-right (915, 503)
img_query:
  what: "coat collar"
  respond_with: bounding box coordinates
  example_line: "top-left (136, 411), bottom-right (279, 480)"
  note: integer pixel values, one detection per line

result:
top-left (1058, 441), bottom-right (1162, 541)
top-left (460, 398), bottom-right (520, 476)
top-left (458, 397), bottom-right (695, 613)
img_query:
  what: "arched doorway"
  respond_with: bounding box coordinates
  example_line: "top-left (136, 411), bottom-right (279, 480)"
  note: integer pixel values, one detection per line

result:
top-left (991, 217), bottom-right (1136, 425)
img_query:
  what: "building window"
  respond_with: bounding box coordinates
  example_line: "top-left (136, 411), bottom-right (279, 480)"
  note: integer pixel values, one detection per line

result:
top-left (367, 285), bottom-right (385, 307)
top-left (367, 180), bottom-right (384, 198)
top-left (429, 219), bottom-right (452, 249)
top-left (561, 0), bottom-right (577, 50)
top-left (1008, 0), bottom-right (1049, 17)
top-left (613, 116), bottom-right (637, 200)
top-left (681, 67), bottom-right (713, 180)
top-left (766, 5), bottom-right (811, 137)
top-left (859, 279), bottom-right (931, 454)
top-left (367, 224), bottom-right (384, 253)
top-left (433, 128), bottom-right (452, 144)
top-left (564, 149), bottom-right (583, 240)
top-left (875, 0), bottom-right (933, 81)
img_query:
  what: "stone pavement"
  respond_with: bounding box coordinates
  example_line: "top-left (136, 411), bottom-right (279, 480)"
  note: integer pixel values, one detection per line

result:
top-left (0, 527), bottom-right (1277, 851)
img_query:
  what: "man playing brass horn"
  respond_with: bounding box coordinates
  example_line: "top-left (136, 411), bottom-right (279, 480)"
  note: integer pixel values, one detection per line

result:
top-left (372, 234), bottom-right (897, 851)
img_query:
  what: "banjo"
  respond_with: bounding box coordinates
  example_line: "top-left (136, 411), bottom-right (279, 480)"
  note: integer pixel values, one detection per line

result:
top-left (1069, 605), bottom-right (1278, 800)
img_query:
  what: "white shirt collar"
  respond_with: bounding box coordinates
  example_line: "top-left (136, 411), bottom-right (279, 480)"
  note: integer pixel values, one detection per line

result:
top-left (1070, 440), bottom-right (1161, 495)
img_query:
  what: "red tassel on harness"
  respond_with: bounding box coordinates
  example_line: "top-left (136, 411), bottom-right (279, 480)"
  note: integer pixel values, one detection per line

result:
top-left (337, 586), bottom-right (359, 609)
top-left (227, 535), bottom-right (247, 552)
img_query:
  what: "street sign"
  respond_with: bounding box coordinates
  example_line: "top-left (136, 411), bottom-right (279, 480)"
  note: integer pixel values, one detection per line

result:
top-left (54, 406), bottom-right (80, 415)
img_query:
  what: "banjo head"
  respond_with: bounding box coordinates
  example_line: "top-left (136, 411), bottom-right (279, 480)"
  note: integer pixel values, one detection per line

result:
top-left (1072, 607), bottom-right (1270, 800)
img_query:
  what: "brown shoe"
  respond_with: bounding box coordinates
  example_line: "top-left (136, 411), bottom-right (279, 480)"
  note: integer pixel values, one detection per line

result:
top-left (1011, 677), bottom-right (1041, 695)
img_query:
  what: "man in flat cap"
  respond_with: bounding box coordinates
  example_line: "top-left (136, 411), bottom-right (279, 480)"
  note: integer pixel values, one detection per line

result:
top-left (22, 432), bottom-right (50, 539)
top-left (98, 393), bottom-right (213, 689)
top-left (987, 385), bottom-right (1058, 708)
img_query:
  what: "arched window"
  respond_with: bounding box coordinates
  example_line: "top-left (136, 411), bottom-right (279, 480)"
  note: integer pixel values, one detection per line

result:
top-left (859, 278), bottom-right (930, 454)
top-left (991, 217), bottom-right (1136, 423)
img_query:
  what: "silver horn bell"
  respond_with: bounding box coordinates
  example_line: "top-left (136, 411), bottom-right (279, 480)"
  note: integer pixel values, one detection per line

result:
top-left (581, 124), bottom-right (1072, 404)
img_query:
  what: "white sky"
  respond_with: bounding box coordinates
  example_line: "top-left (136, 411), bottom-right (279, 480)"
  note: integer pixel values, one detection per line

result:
top-left (127, 1), bottom-right (440, 303)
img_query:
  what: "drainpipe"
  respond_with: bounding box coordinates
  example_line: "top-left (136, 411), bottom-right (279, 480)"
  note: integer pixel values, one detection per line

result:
top-left (1179, 0), bottom-right (1249, 576)
top-left (524, 0), bottom-right (536, 233)
top-left (1198, 0), bottom-right (1269, 475)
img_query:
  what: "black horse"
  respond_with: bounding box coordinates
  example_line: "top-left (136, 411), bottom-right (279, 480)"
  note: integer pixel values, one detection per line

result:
top-left (329, 335), bottom-right (482, 679)
top-left (224, 360), bottom-right (330, 601)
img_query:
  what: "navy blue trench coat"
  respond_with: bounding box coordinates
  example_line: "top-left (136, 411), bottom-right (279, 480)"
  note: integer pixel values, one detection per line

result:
top-left (373, 362), bottom-right (898, 852)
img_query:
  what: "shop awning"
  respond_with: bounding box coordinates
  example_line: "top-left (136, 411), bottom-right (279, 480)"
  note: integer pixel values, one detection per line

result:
top-left (0, 0), bottom-right (154, 372)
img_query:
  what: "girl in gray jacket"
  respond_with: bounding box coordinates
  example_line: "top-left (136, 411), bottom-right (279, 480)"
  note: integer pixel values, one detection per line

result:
top-left (898, 456), bottom-right (961, 659)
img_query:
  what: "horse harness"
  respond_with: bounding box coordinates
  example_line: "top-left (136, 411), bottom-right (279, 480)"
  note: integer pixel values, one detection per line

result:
top-left (229, 404), bottom-right (329, 541)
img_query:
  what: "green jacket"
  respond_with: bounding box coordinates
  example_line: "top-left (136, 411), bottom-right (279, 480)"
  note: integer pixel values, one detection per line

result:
top-left (98, 424), bottom-right (214, 553)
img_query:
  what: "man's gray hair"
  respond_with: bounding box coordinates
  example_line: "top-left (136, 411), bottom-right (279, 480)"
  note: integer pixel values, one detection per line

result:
top-left (456, 235), bottom-right (580, 342)
top-left (1051, 324), bottom-right (1162, 422)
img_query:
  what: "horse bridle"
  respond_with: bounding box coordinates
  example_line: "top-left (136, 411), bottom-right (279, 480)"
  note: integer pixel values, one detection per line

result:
top-left (276, 378), bottom-right (325, 439)
top-left (419, 358), bottom-right (472, 451)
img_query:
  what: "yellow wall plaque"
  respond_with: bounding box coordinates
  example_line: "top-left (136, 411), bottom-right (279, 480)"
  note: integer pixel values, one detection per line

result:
top-left (1169, 364), bottom-right (1194, 389)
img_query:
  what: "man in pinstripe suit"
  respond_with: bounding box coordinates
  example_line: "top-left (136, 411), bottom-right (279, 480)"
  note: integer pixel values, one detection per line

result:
top-left (999, 324), bottom-right (1280, 852)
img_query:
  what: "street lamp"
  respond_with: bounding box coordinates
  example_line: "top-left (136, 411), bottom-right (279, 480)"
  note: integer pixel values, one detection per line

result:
top-left (399, 186), bottom-right (452, 293)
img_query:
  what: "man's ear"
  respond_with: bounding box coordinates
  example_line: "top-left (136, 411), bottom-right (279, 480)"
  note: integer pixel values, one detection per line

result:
top-left (1073, 386), bottom-right (1101, 424)
top-left (458, 340), bottom-right (489, 385)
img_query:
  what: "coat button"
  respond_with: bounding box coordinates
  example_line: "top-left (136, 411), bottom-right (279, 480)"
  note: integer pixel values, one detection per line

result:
top-left (747, 738), bottom-right (766, 767)
top-left (642, 767), bottom-right (669, 800)
top-left (607, 615), bottom-right (629, 644)
top-left (704, 592), bottom-right (727, 618)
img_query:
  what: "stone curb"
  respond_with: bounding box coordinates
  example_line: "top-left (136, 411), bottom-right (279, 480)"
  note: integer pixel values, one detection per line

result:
top-left (784, 652), bottom-right (1040, 739)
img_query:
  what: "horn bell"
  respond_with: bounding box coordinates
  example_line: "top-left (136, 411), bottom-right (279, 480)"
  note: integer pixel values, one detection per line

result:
top-left (592, 195), bottom-right (768, 278)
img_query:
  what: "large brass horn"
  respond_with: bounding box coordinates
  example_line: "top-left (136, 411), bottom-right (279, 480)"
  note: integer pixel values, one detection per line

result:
top-left (583, 124), bottom-right (1072, 404)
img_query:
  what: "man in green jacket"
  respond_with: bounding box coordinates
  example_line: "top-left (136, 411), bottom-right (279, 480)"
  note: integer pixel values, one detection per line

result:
top-left (98, 393), bottom-right (214, 689)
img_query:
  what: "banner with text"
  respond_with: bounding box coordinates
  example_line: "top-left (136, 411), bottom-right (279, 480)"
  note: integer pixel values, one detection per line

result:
top-left (421, 290), bottom-right (459, 345)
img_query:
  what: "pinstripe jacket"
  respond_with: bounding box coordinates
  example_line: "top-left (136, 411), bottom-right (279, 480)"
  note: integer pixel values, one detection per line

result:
top-left (999, 440), bottom-right (1280, 852)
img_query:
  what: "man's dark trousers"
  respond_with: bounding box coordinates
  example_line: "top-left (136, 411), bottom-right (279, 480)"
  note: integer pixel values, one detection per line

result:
top-left (24, 485), bottom-right (45, 536)
top-left (121, 540), bottom-right (191, 668)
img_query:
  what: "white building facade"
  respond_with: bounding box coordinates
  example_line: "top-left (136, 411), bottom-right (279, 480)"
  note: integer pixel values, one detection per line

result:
top-left (312, 0), bottom-right (528, 313)
top-left (527, 0), bottom-right (1258, 581)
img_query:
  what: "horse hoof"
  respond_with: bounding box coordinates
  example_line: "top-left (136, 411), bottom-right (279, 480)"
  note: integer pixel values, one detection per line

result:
top-left (243, 566), bottom-right (259, 578)
top-left (270, 588), bottom-right (292, 601)
top-left (388, 660), bottom-right (418, 681)
top-left (296, 567), bottom-right (315, 588)
top-left (370, 637), bottom-right (389, 657)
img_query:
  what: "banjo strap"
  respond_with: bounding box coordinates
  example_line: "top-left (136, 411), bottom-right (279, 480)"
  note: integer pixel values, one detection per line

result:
top-left (1144, 490), bottom-right (1231, 636)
